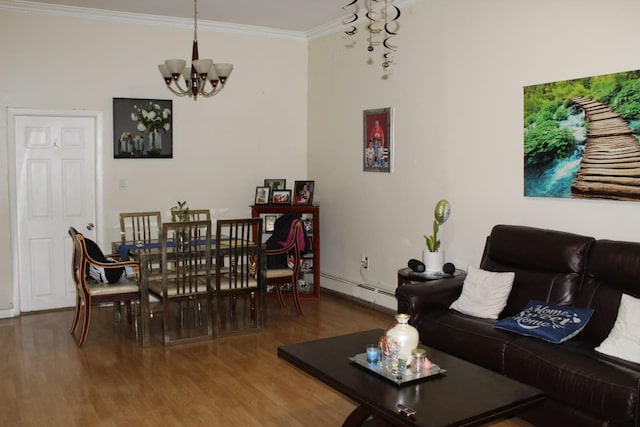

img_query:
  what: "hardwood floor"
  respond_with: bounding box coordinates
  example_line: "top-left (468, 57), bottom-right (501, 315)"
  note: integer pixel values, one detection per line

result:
top-left (0, 292), bottom-right (532, 426)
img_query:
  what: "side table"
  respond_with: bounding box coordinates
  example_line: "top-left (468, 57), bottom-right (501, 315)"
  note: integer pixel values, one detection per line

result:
top-left (397, 267), bottom-right (465, 287)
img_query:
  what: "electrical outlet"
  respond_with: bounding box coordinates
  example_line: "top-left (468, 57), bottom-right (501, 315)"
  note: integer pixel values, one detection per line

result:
top-left (361, 255), bottom-right (369, 269)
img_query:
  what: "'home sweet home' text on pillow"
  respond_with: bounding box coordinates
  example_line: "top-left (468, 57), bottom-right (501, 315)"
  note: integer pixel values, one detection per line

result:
top-left (495, 300), bottom-right (594, 343)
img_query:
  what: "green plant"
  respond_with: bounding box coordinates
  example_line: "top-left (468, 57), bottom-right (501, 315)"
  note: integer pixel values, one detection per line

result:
top-left (172, 200), bottom-right (189, 222)
top-left (423, 199), bottom-right (450, 252)
top-left (524, 120), bottom-right (575, 165)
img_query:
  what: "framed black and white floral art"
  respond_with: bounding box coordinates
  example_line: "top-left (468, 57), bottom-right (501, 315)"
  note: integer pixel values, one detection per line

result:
top-left (113, 97), bottom-right (173, 158)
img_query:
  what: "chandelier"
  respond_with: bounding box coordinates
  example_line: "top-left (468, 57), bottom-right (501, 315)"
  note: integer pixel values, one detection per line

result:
top-left (343, 0), bottom-right (401, 69)
top-left (158, 0), bottom-right (233, 100)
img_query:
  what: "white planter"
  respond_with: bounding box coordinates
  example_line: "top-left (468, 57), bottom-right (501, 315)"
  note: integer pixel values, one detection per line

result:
top-left (422, 249), bottom-right (444, 273)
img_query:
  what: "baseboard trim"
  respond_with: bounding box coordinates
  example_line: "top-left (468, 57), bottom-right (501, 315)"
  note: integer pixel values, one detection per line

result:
top-left (0, 306), bottom-right (19, 319)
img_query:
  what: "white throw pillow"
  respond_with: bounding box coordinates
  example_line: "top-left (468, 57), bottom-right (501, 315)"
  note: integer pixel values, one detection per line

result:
top-left (595, 293), bottom-right (640, 364)
top-left (449, 266), bottom-right (515, 319)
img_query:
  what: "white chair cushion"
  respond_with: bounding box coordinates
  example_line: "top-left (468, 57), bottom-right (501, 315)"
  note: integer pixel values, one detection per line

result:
top-left (266, 268), bottom-right (293, 279)
top-left (89, 280), bottom-right (139, 296)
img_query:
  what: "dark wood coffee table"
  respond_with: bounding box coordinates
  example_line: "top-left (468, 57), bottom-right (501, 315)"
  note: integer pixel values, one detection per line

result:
top-left (277, 329), bottom-right (544, 427)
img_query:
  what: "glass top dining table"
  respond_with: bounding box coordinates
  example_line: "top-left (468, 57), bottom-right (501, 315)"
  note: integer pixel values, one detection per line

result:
top-left (112, 238), bottom-right (254, 347)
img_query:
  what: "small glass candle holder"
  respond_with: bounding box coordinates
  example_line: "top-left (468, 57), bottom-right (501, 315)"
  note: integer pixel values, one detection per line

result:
top-left (366, 344), bottom-right (379, 363)
top-left (385, 351), bottom-right (399, 373)
top-left (397, 357), bottom-right (407, 374)
top-left (411, 348), bottom-right (427, 373)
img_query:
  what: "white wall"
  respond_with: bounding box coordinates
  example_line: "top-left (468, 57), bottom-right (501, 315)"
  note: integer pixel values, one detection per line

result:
top-left (4, 0), bottom-right (640, 314)
top-left (308, 0), bottom-right (640, 297)
top-left (0, 8), bottom-right (308, 310)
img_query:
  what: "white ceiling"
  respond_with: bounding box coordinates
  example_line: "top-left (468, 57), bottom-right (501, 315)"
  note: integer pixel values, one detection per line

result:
top-left (22, 0), bottom-right (350, 33)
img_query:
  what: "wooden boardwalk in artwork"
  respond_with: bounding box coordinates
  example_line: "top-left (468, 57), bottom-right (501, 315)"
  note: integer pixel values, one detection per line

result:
top-left (571, 97), bottom-right (640, 200)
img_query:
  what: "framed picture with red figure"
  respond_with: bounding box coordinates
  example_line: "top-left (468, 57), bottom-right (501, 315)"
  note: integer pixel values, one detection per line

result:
top-left (363, 107), bottom-right (393, 173)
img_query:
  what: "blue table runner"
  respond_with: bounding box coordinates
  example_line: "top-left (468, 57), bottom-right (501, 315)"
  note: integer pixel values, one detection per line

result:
top-left (117, 237), bottom-right (240, 260)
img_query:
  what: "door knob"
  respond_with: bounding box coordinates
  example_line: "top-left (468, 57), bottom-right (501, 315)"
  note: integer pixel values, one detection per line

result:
top-left (86, 223), bottom-right (95, 231)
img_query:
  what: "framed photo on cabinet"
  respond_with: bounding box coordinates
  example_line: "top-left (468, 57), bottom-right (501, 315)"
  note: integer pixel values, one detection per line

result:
top-left (264, 178), bottom-right (286, 192)
top-left (293, 181), bottom-right (314, 205)
top-left (255, 186), bottom-right (270, 205)
top-left (272, 190), bottom-right (292, 205)
top-left (264, 215), bottom-right (278, 232)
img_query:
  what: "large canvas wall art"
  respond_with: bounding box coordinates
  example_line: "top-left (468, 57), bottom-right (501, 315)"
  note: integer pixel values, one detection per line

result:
top-left (524, 70), bottom-right (640, 201)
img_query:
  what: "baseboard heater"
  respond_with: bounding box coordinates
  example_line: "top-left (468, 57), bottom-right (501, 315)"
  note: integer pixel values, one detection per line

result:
top-left (320, 273), bottom-right (397, 309)
top-left (356, 283), bottom-right (396, 298)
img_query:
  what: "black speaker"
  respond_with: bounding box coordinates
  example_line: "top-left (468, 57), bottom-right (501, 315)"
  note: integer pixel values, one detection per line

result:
top-left (443, 262), bottom-right (456, 275)
top-left (408, 258), bottom-right (426, 273)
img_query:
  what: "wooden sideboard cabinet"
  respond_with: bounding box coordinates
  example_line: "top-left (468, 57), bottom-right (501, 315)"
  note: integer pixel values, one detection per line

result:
top-left (251, 204), bottom-right (320, 300)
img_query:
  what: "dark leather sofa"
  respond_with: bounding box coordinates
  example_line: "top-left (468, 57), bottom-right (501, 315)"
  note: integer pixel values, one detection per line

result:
top-left (396, 225), bottom-right (640, 427)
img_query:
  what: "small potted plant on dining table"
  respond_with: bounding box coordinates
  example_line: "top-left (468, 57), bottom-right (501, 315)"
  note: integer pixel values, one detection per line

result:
top-left (171, 201), bottom-right (190, 245)
top-left (172, 201), bottom-right (190, 222)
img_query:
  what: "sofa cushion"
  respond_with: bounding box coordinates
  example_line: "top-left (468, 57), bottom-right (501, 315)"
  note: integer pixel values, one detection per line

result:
top-left (495, 300), bottom-right (594, 344)
top-left (449, 266), bottom-right (515, 319)
top-left (595, 293), bottom-right (640, 364)
top-left (576, 239), bottom-right (640, 346)
top-left (415, 310), bottom-right (519, 373)
top-left (504, 337), bottom-right (640, 426)
top-left (480, 225), bottom-right (595, 317)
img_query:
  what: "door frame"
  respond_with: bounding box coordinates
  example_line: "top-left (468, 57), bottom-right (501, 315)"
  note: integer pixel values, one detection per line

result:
top-left (7, 108), bottom-right (104, 317)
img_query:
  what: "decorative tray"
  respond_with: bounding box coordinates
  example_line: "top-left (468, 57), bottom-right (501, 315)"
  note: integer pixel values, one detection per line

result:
top-left (349, 353), bottom-right (447, 386)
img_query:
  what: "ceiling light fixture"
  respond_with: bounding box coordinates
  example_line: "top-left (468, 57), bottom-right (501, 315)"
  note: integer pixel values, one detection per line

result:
top-left (158, 0), bottom-right (233, 100)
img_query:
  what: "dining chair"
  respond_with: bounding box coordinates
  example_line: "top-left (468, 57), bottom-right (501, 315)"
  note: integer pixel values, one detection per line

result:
top-left (119, 211), bottom-right (163, 278)
top-left (265, 219), bottom-right (304, 317)
top-left (168, 211), bottom-right (212, 274)
top-left (119, 211), bottom-right (162, 244)
top-left (68, 227), bottom-right (141, 347)
top-left (171, 208), bottom-right (211, 222)
top-left (215, 218), bottom-right (264, 336)
top-left (148, 220), bottom-right (213, 345)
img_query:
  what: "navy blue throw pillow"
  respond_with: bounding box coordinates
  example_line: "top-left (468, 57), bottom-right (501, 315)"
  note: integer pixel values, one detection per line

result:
top-left (495, 300), bottom-right (594, 344)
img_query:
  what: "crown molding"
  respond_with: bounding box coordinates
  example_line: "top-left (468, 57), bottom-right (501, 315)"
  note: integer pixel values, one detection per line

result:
top-left (0, 0), bottom-right (308, 42)
top-left (307, 0), bottom-right (425, 40)
top-left (1, 0), bottom-right (425, 42)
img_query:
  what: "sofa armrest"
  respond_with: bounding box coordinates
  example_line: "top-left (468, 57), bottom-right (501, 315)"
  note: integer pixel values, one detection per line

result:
top-left (395, 275), bottom-right (466, 325)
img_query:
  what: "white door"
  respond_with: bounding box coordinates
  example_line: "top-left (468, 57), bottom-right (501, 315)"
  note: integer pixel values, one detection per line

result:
top-left (13, 113), bottom-right (98, 312)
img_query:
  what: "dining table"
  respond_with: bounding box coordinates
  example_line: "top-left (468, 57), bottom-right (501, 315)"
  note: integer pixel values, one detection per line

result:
top-left (113, 237), bottom-right (247, 347)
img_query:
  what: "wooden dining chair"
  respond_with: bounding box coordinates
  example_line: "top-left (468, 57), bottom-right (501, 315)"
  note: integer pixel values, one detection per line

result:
top-left (68, 227), bottom-right (141, 346)
top-left (215, 218), bottom-right (264, 336)
top-left (265, 219), bottom-right (304, 317)
top-left (148, 220), bottom-right (213, 345)
top-left (171, 208), bottom-right (211, 222)
top-left (119, 211), bottom-right (162, 244)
